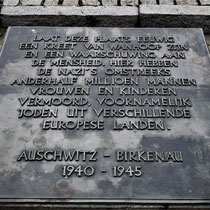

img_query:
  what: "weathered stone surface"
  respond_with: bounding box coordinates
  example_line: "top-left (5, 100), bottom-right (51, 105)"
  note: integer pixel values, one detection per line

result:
top-left (0, 29), bottom-right (6, 52)
top-left (62, 0), bottom-right (78, 6)
top-left (81, 0), bottom-right (100, 6)
top-left (139, 5), bottom-right (210, 33)
top-left (102, 0), bottom-right (117, 6)
top-left (121, 0), bottom-right (138, 6)
top-left (159, 0), bottom-right (174, 4)
top-left (0, 203), bottom-right (209, 210)
top-left (3, 0), bottom-right (19, 6)
top-left (21, 0), bottom-right (42, 6)
top-left (206, 35), bottom-right (210, 51)
top-left (140, 4), bottom-right (210, 15)
top-left (140, 0), bottom-right (157, 4)
top-left (176, 0), bottom-right (198, 5)
top-left (44, 0), bottom-right (59, 6)
top-left (200, 0), bottom-right (210, 5)
top-left (0, 27), bottom-right (210, 205)
top-left (1, 6), bottom-right (138, 27)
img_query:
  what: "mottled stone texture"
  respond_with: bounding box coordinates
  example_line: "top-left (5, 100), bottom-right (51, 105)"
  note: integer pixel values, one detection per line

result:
top-left (1, 6), bottom-right (138, 27)
top-left (21, 0), bottom-right (42, 6)
top-left (176, 0), bottom-right (198, 5)
top-left (62, 0), bottom-right (79, 6)
top-left (121, 0), bottom-right (138, 6)
top-left (81, 0), bottom-right (100, 6)
top-left (44, 0), bottom-right (59, 6)
top-left (102, 0), bottom-right (118, 6)
top-left (159, 0), bottom-right (174, 4)
top-left (140, 0), bottom-right (157, 4)
top-left (140, 5), bottom-right (210, 33)
top-left (206, 35), bottom-right (210, 49)
top-left (205, 34), bottom-right (210, 50)
top-left (3, 0), bottom-right (19, 6)
top-left (200, 0), bottom-right (210, 5)
top-left (2, 0), bottom-right (210, 6)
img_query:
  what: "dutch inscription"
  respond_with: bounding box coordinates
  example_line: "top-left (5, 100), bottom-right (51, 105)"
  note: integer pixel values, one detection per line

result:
top-left (14, 33), bottom-right (195, 132)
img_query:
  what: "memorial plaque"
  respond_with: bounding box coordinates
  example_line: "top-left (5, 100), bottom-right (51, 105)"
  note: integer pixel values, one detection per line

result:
top-left (0, 27), bottom-right (210, 204)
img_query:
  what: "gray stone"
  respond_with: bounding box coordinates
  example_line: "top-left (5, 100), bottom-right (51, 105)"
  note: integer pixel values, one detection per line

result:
top-left (0, 204), bottom-right (210, 209)
top-left (3, 0), bottom-right (19, 6)
top-left (102, 0), bottom-right (117, 6)
top-left (81, 0), bottom-right (100, 6)
top-left (159, 0), bottom-right (174, 4)
top-left (21, 0), bottom-right (42, 6)
top-left (139, 5), bottom-right (210, 33)
top-left (0, 28), bottom-right (7, 53)
top-left (140, 0), bottom-right (157, 4)
top-left (200, 0), bottom-right (210, 5)
top-left (44, 0), bottom-right (59, 6)
top-left (62, 0), bottom-right (78, 6)
top-left (121, 0), bottom-right (138, 6)
top-left (205, 35), bottom-right (210, 52)
top-left (1, 6), bottom-right (138, 27)
top-left (176, 0), bottom-right (198, 5)
top-left (0, 27), bottom-right (210, 205)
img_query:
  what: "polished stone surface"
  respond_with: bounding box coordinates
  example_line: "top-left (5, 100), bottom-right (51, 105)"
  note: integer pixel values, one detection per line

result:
top-left (0, 27), bottom-right (210, 204)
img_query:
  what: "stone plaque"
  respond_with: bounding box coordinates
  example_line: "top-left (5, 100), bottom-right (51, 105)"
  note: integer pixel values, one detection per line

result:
top-left (0, 27), bottom-right (210, 204)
